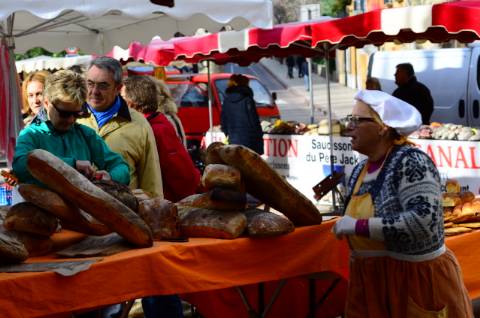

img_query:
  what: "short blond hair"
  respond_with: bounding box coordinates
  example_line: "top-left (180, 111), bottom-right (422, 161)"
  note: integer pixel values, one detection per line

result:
top-left (44, 70), bottom-right (86, 107)
top-left (21, 70), bottom-right (50, 115)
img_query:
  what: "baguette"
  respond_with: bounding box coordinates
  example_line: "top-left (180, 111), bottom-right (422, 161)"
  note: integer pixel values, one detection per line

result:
top-left (205, 142), bottom-right (226, 165)
top-left (218, 145), bottom-right (322, 226)
top-left (18, 184), bottom-right (111, 236)
top-left (26, 149), bottom-right (153, 247)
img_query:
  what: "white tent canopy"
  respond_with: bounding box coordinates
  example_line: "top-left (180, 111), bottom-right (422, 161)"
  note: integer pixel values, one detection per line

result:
top-left (1, 0), bottom-right (273, 54)
top-left (15, 55), bottom-right (94, 74)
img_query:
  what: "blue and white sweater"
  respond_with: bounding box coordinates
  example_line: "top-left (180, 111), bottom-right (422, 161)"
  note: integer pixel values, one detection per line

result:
top-left (345, 145), bottom-right (444, 256)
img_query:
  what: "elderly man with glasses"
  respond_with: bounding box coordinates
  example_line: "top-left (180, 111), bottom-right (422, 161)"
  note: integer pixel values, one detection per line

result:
top-left (77, 56), bottom-right (163, 198)
top-left (12, 70), bottom-right (129, 186)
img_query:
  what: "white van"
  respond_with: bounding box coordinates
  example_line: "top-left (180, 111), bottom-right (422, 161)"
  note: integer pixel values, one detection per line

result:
top-left (368, 45), bottom-right (480, 126)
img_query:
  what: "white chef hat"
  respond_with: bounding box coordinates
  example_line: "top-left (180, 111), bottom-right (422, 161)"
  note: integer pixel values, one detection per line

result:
top-left (354, 90), bottom-right (422, 136)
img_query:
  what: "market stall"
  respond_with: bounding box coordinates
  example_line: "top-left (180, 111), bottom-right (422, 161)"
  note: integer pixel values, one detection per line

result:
top-left (0, 221), bottom-right (350, 317)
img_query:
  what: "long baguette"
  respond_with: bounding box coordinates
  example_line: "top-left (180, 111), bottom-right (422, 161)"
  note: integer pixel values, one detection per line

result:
top-left (18, 184), bottom-right (111, 236)
top-left (218, 144), bottom-right (322, 226)
top-left (26, 149), bottom-right (153, 247)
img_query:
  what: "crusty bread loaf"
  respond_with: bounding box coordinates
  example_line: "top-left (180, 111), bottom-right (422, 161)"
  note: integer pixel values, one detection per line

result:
top-left (244, 209), bottom-right (294, 238)
top-left (26, 149), bottom-right (153, 247)
top-left (92, 179), bottom-right (139, 212)
top-left (177, 190), bottom-right (246, 211)
top-left (217, 144), bottom-right (322, 226)
top-left (0, 231), bottom-right (28, 264)
top-left (9, 231), bottom-right (53, 257)
top-left (442, 193), bottom-right (462, 207)
top-left (5, 202), bottom-right (58, 237)
top-left (138, 198), bottom-right (181, 240)
top-left (178, 206), bottom-right (246, 239)
top-left (205, 142), bottom-right (226, 165)
top-left (445, 179), bottom-right (461, 194)
top-left (202, 164), bottom-right (242, 191)
top-left (18, 184), bottom-right (111, 236)
top-left (460, 191), bottom-right (475, 204)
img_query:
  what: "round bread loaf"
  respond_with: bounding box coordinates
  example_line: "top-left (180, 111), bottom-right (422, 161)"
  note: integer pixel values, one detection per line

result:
top-left (202, 164), bottom-right (242, 191)
top-left (460, 191), bottom-right (475, 204)
top-left (442, 193), bottom-right (462, 207)
top-left (445, 179), bottom-right (461, 194)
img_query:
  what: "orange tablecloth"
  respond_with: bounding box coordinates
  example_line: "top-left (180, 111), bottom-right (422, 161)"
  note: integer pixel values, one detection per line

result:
top-left (0, 220), bottom-right (349, 318)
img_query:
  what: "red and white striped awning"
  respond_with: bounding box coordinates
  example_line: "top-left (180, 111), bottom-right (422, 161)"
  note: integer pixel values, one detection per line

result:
top-left (311, 1), bottom-right (480, 49)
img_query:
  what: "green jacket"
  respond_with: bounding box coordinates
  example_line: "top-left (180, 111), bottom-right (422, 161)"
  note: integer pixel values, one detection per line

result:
top-left (13, 120), bottom-right (130, 186)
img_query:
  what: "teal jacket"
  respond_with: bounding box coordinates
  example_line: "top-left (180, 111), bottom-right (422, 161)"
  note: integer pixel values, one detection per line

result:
top-left (13, 121), bottom-right (130, 186)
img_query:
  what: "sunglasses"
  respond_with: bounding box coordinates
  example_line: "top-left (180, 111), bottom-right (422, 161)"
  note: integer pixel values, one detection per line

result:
top-left (344, 115), bottom-right (377, 129)
top-left (52, 102), bottom-right (87, 119)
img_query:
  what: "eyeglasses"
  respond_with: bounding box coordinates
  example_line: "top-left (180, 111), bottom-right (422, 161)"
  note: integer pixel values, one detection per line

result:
top-left (344, 115), bottom-right (377, 129)
top-left (86, 80), bottom-right (111, 91)
top-left (52, 103), bottom-right (86, 119)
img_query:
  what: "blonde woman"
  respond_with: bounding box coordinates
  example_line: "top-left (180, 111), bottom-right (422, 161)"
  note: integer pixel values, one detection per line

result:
top-left (21, 70), bottom-right (50, 125)
top-left (152, 77), bottom-right (187, 147)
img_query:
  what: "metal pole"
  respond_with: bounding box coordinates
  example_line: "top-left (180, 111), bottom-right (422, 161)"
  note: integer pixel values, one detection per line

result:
top-left (207, 60), bottom-right (214, 144)
top-left (324, 43), bottom-right (336, 211)
top-left (308, 58), bottom-right (314, 124)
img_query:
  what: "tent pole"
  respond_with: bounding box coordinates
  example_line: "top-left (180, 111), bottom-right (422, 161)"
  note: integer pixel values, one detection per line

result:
top-left (308, 58), bottom-right (314, 124)
top-left (324, 43), bottom-right (337, 212)
top-left (207, 60), bottom-right (213, 144)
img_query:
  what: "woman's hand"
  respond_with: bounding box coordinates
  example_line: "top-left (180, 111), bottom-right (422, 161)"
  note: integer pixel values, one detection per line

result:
top-left (95, 170), bottom-right (111, 181)
top-left (332, 215), bottom-right (357, 239)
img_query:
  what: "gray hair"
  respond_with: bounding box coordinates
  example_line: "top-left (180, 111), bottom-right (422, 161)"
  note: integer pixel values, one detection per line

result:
top-left (89, 57), bottom-right (123, 84)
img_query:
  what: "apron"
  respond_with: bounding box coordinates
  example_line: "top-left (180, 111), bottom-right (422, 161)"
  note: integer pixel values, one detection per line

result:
top-left (343, 164), bottom-right (472, 318)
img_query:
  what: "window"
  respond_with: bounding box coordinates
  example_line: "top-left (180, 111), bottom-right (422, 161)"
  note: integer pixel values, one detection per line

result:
top-left (168, 83), bottom-right (208, 107)
top-left (215, 78), bottom-right (272, 107)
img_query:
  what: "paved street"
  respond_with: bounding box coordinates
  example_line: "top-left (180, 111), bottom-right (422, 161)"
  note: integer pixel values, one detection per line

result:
top-left (224, 58), bottom-right (357, 123)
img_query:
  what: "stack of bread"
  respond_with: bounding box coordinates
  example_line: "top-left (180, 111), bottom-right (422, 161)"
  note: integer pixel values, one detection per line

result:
top-left (0, 149), bottom-right (154, 264)
top-left (442, 179), bottom-right (480, 236)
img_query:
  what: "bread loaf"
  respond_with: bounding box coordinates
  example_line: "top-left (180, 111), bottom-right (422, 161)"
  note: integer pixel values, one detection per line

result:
top-left (244, 209), bottom-right (294, 238)
top-left (202, 164), bottom-right (242, 191)
top-left (460, 191), bottom-right (475, 204)
top-left (177, 191), bottom-right (246, 211)
top-left (138, 198), bottom-right (181, 240)
top-left (218, 144), bottom-right (322, 226)
top-left (92, 179), bottom-right (139, 212)
top-left (442, 193), bottom-right (462, 207)
top-left (0, 231), bottom-right (28, 264)
top-left (26, 149), bottom-right (153, 247)
top-left (178, 206), bottom-right (246, 239)
top-left (18, 184), bottom-right (111, 236)
top-left (445, 179), bottom-right (461, 194)
top-left (5, 202), bottom-right (58, 237)
top-left (9, 231), bottom-right (53, 256)
top-left (205, 142), bottom-right (225, 165)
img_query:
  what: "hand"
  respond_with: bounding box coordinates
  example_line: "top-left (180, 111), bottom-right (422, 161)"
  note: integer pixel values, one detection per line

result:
top-left (75, 160), bottom-right (96, 180)
top-left (332, 215), bottom-right (357, 239)
top-left (94, 170), bottom-right (111, 181)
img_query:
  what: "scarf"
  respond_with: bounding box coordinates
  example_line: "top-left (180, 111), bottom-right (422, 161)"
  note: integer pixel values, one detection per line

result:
top-left (87, 96), bottom-right (122, 128)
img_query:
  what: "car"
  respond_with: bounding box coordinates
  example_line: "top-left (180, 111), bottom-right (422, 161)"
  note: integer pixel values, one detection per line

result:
top-left (166, 73), bottom-right (281, 149)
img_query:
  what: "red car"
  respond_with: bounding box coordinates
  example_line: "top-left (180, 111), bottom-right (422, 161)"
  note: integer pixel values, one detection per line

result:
top-left (167, 73), bottom-right (281, 149)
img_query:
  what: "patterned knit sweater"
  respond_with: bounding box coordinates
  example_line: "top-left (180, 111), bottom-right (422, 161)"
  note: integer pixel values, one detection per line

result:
top-left (345, 145), bottom-right (444, 255)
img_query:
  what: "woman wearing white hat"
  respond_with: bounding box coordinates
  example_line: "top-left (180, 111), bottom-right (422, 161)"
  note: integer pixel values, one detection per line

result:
top-left (333, 90), bottom-right (473, 317)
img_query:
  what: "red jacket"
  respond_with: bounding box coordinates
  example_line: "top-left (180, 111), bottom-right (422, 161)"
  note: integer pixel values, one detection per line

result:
top-left (145, 112), bottom-right (200, 202)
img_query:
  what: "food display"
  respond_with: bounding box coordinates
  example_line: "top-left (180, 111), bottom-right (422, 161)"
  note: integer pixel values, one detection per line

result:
top-left (244, 209), bottom-right (294, 238)
top-left (411, 122), bottom-right (480, 140)
top-left (442, 179), bottom-right (480, 236)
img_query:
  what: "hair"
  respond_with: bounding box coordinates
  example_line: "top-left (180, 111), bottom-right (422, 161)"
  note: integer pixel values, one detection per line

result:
top-left (21, 70), bottom-right (51, 115)
top-left (365, 77), bottom-right (382, 91)
top-left (396, 63), bottom-right (415, 77)
top-left (89, 56), bottom-right (123, 84)
top-left (122, 75), bottom-right (158, 113)
top-left (68, 64), bottom-right (85, 75)
top-left (151, 77), bottom-right (178, 114)
top-left (44, 70), bottom-right (87, 107)
top-left (228, 73), bottom-right (250, 88)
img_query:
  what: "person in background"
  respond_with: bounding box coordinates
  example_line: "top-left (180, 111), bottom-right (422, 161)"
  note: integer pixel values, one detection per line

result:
top-left (296, 55), bottom-right (307, 78)
top-left (13, 70), bottom-right (129, 186)
top-left (286, 56), bottom-right (295, 79)
top-left (152, 77), bottom-right (187, 147)
top-left (365, 77), bottom-right (382, 91)
top-left (122, 75), bottom-right (200, 202)
top-left (221, 74), bottom-right (264, 155)
top-left (393, 63), bottom-right (434, 125)
top-left (333, 90), bottom-right (473, 317)
top-left (21, 70), bottom-right (50, 125)
top-left (77, 57), bottom-right (163, 198)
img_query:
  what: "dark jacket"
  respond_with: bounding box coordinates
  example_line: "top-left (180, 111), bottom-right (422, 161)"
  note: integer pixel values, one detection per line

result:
top-left (221, 85), bottom-right (264, 155)
top-left (393, 76), bottom-right (434, 125)
top-left (145, 111), bottom-right (200, 202)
